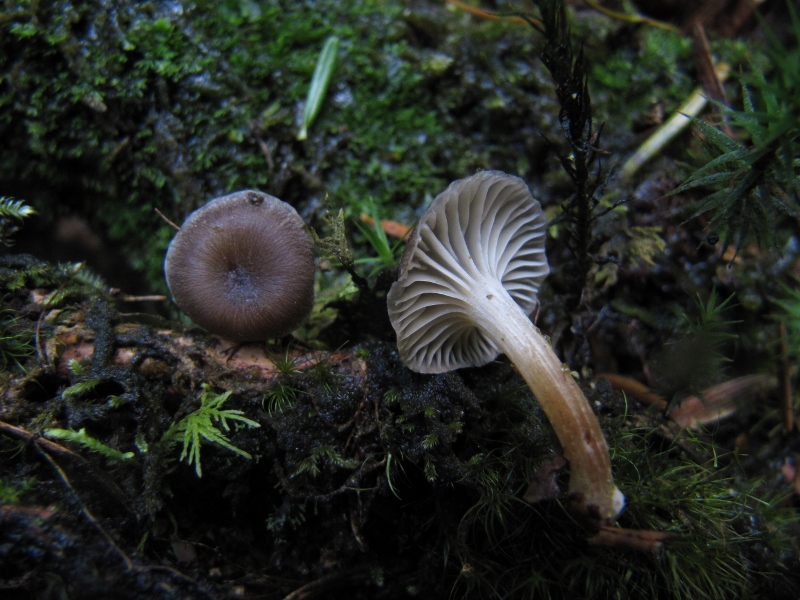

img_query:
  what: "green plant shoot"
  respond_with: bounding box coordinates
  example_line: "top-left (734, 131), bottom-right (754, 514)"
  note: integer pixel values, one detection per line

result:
top-left (353, 201), bottom-right (403, 278)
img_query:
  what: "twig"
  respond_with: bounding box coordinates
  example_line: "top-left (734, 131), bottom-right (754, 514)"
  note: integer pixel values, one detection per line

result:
top-left (595, 373), bottom-right (667, 409)
top-left (35, 443), bottom-right (137, 571)
top-left (598, 374), bottom-right (777, 429)
top-left (444, 0), bottom-right (542, 28)
top-left (154, 207), bottom-right (181, 231)
top-left (0, 420), bottom-right (133, 510)
top-left (21, 429), bottom-right (219, 598)
top-left (120, 294), bottom-right (168, 302)
top-left (691, 23), bottom-right (735, 139)
top-left (258, 138), bottom-right (274, 173)
top-left (0, 420), bottom-right (83, 458)
top-left (103, 136), bottom-right (130, 167)
top-left (583, 0), bottom-right (679, 33)
top-left (621, 62), bottom-right (731, 180)
top-left (282, 567), bottom-right (374, 600)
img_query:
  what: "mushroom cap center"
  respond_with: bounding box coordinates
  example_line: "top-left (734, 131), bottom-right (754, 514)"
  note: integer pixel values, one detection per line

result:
top-left (165, 190), bottom-right (315, 341)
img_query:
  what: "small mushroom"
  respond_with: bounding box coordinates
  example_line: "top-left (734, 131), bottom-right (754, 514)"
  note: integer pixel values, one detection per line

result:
top-left (164, 190), bottom-right (315, 341)
top-left (387, 171), bottom-right (623, 522)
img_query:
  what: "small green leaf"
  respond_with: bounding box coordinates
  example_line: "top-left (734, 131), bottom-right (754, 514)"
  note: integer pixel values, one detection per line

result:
top-left (352, 201), bottom-right (402, 277)
top-left (421, 433), bottom-right (439, 449)
top-left (678, 171), bottom-right (739, 192)
top-left (61, 378), bottom-right (102, 401)
top-left (691, 117), bottom-right (740, 154)
top-left (67, 359), bottom-right (88, 378)
top-left (297, 36), bottom-right (340, 141)
top-left (0, 197), bottom-right (36, 219)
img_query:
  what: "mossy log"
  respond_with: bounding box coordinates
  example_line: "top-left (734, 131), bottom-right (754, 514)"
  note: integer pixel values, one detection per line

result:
top-left (1, 255), bottom-right (797, 599)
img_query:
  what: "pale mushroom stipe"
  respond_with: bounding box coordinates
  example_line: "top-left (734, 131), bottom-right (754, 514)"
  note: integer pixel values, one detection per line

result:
top-left (387, 171), bottom-right (624, 522)
top-left (164, 190), bottom-right (315, 342)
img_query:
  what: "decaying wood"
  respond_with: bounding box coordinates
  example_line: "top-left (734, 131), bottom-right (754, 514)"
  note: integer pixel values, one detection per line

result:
top-left (31, 295), bottom-right (362, 396)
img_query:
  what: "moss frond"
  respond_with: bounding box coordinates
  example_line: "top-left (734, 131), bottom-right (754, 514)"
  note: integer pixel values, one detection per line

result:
top-left (161, 384), bottom-right (260, 477)
top-left (265, 382), bottom-right (299, 416)
top-left (0, 306), bottom-right (33, 371)
top-left (674, 3), bottom-right (800, 253)
top-left (0, 196), bottom-right (35, 247)
top-left (44, 428), bottom-right (136, 463)
top-left (292, 443), bottom-right (358, 479)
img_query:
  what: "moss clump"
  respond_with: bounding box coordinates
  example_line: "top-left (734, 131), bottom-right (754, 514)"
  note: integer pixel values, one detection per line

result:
top-left (589, 27), bottom-right (693, 116)
top-left (2, 0), bottom-right (564, 291)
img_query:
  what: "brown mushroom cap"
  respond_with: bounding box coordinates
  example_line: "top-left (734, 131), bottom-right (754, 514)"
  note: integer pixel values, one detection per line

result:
top-left (164, 190), bottom-right (315, 341)
top-left (388, 170), bottom-right (549, 372)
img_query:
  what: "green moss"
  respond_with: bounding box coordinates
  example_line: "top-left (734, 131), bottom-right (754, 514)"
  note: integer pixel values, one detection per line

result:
top-left (1, 3), bottom-right (798, 596)
top-left (590, 27), bottom-right (693, 124)
top-left (1, 0), bottom-right (563, 291)
top-left (358, 341), bottom-right (799, 598)
top-left (0, 476), bottom-right (35, 504)
top-left (450, 424), bottom-right (797, 600)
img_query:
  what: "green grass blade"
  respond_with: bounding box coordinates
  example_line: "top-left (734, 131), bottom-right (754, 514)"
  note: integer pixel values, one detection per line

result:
top-left (297, 36), bottom-right (340, 141)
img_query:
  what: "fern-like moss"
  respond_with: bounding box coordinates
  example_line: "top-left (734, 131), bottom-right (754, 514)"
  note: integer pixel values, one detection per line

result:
top-left (44, 428), bottom-right (136, 463)
top-left (0, 196), bottom-right (35, 246)
top-left (674, 2), bottom-right (800, 253)
top-left (292, 443), bottom-right (359, 479)
top-left (161, 384), bottom-right (260, 477)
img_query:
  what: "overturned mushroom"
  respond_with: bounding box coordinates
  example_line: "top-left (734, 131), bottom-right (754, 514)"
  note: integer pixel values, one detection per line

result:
top-left (387, 171), bottom-right (624, 522)
top-left (165, 190), bottom-right (315, 341)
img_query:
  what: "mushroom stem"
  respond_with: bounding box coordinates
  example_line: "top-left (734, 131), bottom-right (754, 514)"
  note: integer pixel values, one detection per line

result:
top-left (473, 282), bottom-right (624, 522)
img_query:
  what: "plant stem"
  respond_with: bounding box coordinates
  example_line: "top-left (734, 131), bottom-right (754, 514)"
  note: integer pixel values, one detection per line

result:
top-left (471, 283), bottom-right (624, 522)
top-left (533, 0), bottom-right (598, 307)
